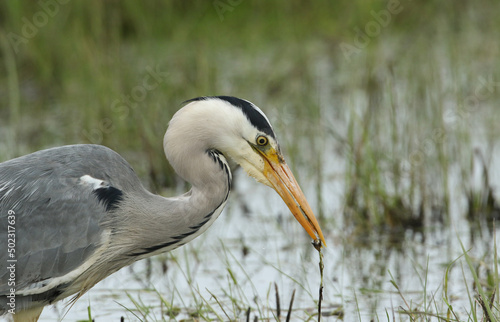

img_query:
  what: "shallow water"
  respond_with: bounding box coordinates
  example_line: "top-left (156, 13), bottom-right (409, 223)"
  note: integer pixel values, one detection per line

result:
top-left (3, 98), bottom-right (500, 321)
top-left (29, 148), bottom-right (500, 321)
top-left (2, 26), bottom-right (499, 321)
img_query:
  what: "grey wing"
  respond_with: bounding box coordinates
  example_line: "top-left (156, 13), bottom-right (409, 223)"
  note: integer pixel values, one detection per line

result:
top-left (0, 145), bottom-right (138, 308)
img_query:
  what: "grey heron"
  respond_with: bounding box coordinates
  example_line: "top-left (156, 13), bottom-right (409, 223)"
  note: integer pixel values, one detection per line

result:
top-left (0, 96), bottom-right (325, 321)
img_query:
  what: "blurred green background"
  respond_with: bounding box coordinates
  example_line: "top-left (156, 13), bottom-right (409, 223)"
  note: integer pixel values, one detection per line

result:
top-left (1, 2), bottom-right (500, 319)
top-left (0, 0), bottom-right (499, 207)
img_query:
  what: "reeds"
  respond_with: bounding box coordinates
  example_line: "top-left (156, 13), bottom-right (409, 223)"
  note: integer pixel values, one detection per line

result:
top-left (1, 1), bottom-right (500, 320)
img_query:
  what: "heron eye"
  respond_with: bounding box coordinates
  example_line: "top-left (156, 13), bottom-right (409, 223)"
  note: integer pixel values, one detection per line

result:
top-left (256, 135), bottom-right (268, 146)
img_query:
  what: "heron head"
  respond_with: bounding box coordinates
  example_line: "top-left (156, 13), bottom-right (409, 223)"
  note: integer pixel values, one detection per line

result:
top-left (167, 96), bottom-right (326, 246)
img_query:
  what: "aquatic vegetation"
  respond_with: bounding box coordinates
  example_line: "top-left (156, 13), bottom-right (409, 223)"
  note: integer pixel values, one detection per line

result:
top-left (1, 0), bottom-right (499, 320)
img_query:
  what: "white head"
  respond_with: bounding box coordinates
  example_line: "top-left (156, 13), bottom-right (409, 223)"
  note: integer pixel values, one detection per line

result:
top-left (164, 96), bottom-right (325, 246)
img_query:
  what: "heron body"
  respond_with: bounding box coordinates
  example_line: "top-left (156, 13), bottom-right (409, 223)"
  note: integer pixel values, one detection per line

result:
top-left (0, 96), bottom-right (325, 320)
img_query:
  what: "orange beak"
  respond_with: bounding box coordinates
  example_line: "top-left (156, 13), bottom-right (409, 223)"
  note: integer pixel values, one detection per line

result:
top-left (261, 150), bottom-right (326, 247)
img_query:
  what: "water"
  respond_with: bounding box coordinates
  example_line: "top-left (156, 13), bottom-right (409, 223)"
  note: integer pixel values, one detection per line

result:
top-left (2, 115), bottom-right (499, 321)
top-left (30, 155), bottom-right (499, 321)
top-left (2, 29), bottom-right (499, 321)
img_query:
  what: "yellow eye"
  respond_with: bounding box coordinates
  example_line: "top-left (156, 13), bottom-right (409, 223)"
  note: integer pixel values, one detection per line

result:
top-left (256, 135), bottom-right (268, 146)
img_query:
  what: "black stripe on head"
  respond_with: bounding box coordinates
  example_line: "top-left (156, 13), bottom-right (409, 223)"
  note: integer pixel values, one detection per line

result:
top-left (185, 96), bottom-right (276, 139)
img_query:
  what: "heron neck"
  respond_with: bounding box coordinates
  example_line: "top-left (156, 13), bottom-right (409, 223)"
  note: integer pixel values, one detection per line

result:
top-left (110, 150), bottom-right (232, 258)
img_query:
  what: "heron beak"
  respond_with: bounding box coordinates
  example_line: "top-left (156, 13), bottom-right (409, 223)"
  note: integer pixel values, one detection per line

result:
top-left (260, 149), bottom-right (326, 247)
